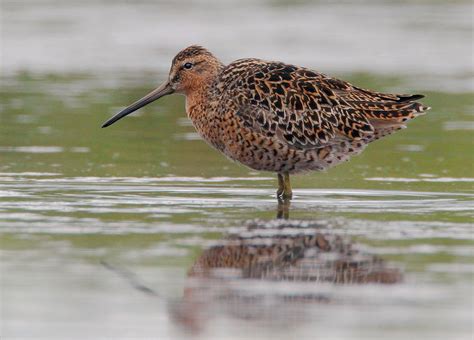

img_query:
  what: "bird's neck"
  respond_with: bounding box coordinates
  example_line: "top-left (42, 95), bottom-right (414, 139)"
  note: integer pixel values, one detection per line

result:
top-left (184, 75), bottom-right (225, 151)
top-left (185, 76), bottom-right (218, 121)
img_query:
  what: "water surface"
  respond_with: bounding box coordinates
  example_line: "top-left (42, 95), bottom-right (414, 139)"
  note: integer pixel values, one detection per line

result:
top-left (1, 1), bottom-right (473, 339)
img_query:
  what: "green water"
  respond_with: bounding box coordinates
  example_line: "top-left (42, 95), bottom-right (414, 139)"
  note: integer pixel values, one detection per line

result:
top-left (1, 71), bottom-right (473, 339)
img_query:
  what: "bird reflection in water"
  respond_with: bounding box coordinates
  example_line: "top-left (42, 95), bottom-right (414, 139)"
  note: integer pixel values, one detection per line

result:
top-left (170, 200), bottom-right (401, 334)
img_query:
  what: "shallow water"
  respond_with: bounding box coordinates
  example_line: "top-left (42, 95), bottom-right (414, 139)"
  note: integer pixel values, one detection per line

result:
top-left (1, 0), bottom-right (473, 339)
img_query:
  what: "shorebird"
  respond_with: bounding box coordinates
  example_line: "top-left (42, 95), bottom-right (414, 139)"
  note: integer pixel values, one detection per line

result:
top-left (102, 45), bottom-right (429, 199)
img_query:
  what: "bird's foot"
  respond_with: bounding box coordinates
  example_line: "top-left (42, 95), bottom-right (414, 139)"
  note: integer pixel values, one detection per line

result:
top-left (276, 172), bottom-right (293, 200)
top-left (276, 187), bottom-right (284, 197)
top-left (276, 190), bottom-right (292, 200)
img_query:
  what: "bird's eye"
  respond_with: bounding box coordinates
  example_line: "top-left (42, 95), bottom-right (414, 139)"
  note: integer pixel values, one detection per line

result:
top-left (183, 62), bottom-right (193, 69)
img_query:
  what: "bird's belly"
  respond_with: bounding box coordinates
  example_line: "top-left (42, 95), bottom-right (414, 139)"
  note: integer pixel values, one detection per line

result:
top-left (219, 128), bottom-right (316, 173)
top-left (220, 127), bottom-right (369, 174)
top-left (191, 114), bottom-right (367, 174)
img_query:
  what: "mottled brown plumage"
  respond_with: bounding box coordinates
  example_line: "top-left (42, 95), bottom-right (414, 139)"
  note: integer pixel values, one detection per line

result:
top-left (103, 45), bottom-right (430, 199)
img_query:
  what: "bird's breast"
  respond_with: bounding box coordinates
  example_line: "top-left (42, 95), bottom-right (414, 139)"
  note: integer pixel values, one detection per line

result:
top-left (185, 96), bottom-right (225, 152)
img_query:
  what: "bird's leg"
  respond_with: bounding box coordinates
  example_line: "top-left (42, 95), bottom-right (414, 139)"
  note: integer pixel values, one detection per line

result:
top-left (283, 172), bottom-right (293, 199)
top-left (276, 172), bottom-right (292, 200)
top-left (277, 173), bottom-right (284, 197)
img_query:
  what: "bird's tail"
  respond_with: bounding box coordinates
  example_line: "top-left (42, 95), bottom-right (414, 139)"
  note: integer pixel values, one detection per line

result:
top-left (364, 95), bottom-right (430, 141)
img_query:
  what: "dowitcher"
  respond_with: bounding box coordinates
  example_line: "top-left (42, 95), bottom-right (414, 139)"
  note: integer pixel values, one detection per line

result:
top-left (102, 45), bottom-right (430, 199)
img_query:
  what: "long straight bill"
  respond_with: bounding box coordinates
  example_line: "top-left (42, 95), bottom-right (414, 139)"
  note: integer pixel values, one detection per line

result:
top-left (101, 81), bottom-right (174, 128)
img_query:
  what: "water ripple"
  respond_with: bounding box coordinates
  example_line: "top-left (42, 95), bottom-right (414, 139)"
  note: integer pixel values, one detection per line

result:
top-left (1, 176), bottom-right (472, 236)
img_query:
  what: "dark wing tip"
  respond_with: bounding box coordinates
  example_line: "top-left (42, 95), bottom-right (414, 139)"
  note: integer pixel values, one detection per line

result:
top-left (398, 94), bottom-right (425, 102)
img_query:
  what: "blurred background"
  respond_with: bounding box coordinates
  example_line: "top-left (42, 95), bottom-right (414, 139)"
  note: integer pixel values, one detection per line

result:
top-left (1, 0), bottom-right (473, 339)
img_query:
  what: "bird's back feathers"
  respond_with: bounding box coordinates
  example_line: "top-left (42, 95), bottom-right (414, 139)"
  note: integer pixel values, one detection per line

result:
top-left (217, 58), bottom-right (430, 151)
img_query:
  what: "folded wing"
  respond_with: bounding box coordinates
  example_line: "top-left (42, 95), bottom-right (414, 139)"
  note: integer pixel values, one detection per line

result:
top-left (218, 59), bottom-right (429, 150)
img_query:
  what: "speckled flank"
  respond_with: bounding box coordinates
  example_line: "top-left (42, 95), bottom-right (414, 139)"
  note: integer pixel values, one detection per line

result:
top-left (177, 46), bottom-right (429, 177)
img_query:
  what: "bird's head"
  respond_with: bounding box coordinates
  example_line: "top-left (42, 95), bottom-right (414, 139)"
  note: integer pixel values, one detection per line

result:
top-left (102, 45), bottom-right (222, 128)
top-left (168, 45), bottom-right (223, 94)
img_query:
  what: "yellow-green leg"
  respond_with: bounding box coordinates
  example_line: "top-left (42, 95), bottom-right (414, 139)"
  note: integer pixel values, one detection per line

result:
top-left (276, 172), bottom-right (292, 200)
